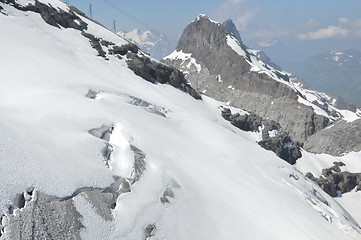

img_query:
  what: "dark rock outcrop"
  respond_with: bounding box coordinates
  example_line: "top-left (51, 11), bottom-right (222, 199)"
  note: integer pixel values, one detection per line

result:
top-left (111, 43), bottom-right (139, 56)
top-left (127, 52), bottom-right (201, 100)
top-left (307, 162), bottom-right (361, 197)
top-left (0, 0), bottom-right (87, 30)
top-left (221, 107), bottom-right (302, 164)
top-left (81, 31), bottom-right (108, 58)
top-left (258, 134), bottom-right (302, 165)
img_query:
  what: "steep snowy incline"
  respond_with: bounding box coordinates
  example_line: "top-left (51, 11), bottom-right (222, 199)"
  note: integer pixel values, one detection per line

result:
top-left (0, 1), bottom-right (361, 239)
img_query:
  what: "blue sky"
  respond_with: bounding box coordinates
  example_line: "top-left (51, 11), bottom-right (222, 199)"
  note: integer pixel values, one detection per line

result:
top-left (69, 0), bottom-right (361, 65)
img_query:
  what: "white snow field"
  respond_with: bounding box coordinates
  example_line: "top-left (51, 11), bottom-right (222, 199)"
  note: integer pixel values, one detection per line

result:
top-left (0, 1), bottom-right (361, 239)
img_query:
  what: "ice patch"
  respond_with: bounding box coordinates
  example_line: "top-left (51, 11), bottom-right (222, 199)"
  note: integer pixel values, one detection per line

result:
top-left (164, 50), bottom-right (201, 73)
top-left (226, 35), bottom-right (246, 57)
top-left (297, 96), bottom-right (329, 117)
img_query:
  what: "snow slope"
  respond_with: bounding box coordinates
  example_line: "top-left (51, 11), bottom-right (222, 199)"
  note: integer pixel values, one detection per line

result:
top-left (0, 1), bottom-right (361, 239)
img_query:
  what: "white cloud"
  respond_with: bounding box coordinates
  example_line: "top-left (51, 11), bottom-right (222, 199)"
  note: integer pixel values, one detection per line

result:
top-left (302, 19), bottom-right (319, 29)
top-left (211, 0), bottom-right (259, 29)
top-left (258, 40), bottom-right (278, 47)
top-left (338, 17), bottom-right (349, 24)
top-left (298, 18), bottom-right (361, 40)
top-left (298, 25), bottom-right (348, 40)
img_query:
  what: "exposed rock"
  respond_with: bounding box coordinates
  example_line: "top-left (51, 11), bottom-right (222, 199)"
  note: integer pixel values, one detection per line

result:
top-left (81, 31), bottom-right (108, 59)
top-left (160, 187), bottom-right (175, 204)
top-left (306, 162), bottom-right (361, 197)
top-left (130, 145), bottom-right (146, 183)
top-left (258, 134), bottom-right (302, 165)
top-left (222, 108), bottom-right (262, 132)
top-left (111, 43), bottom-right (139, 56)
top-left (221, 107), bottom-right (302, 164)
top-left (144, 224), bottom-right (156, 240)
top-left (2, 191), bottom-right (82, 240)
top-left (304, 119), bottom-right (361, 156)
top-left (100, 39), bottom-right (115, 48)
top-left (127, 52), bottom-right (201, 100)
top-left (128, 95), bottom-right (169, 118)
top-left (79, 190), bottom-right (114, 221)
top-left (88, 125), bottom-right (114, 141)
top-left (85, 89), bottom-right (99, 99)
top-left (0, 0), bottom-right (87, 30)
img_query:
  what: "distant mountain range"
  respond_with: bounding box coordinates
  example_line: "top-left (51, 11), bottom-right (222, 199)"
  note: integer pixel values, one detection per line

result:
top-left (116, 29), bottom-right (175, 60)
top-left (286, 49), bottom-right (361, 107)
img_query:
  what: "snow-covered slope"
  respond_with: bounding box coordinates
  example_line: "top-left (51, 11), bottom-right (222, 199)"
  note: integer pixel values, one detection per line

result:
top-left (0, 1), bottom-right (361, 239)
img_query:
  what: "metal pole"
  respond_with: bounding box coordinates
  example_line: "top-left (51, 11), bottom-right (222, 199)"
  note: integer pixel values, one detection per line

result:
top-left (113, 20), bottom-right (117, 33)
top-left (89, 4), bottom-right (93, 20)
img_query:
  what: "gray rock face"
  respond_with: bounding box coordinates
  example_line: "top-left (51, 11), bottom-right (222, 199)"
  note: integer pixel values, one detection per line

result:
top-left (306, 162), bottom-right (361, 197)
top-left (221, 107), bottom-right (302, 164)
top-left (2, 191), bottom-right (82, 240)
top-left (163, 15), bottom-right (329, 143)
top-left (304, 119), bottom-right (361, 156)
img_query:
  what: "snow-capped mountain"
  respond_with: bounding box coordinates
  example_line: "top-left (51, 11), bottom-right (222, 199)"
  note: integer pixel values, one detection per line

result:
top-left (1, 2), bottom-right (361, 239)
top-left (286, 49), bottom-right (361, 107)
top-left (163, 15), bottom-right (361, 155)
top-left (116, 28), bottom-right (175, 60)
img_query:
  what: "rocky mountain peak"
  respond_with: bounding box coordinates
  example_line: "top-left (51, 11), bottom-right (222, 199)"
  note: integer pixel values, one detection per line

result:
top-left (164, 14), bottom-right (360, 149)
top-left (222, 19), bottom-right (243, 45)
top-left (176, 14), bottom-right (227, 53)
